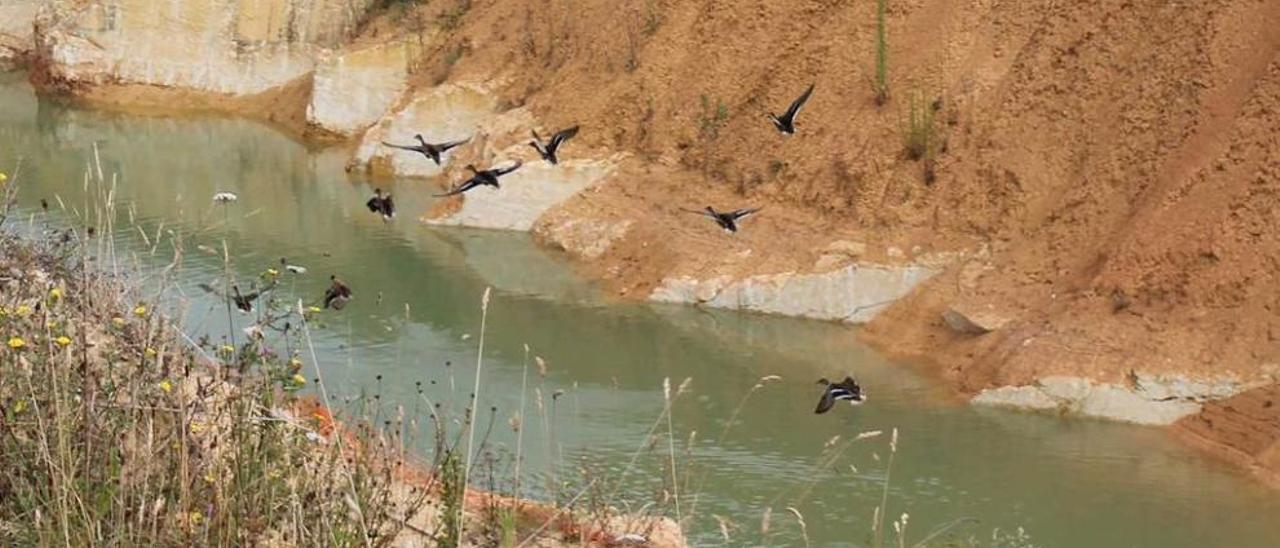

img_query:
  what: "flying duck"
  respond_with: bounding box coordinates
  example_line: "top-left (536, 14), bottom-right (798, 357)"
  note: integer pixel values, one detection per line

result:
top-left (434, 161), bottom-right (523, 197)
top-left (382, 135), bottom-right (470, 165)
top-left (814, 377), bottom-right (865, 414)
top-left (529, 125), bottom-right (580, 165)
top-left (324, 275), bottom-right (352, 310)
top-left (365, 188), bottom-right (395, 220)
top-left (197, 282), bottom-right (263, 313)
top-left (212, 191), bottom-right (238, 204)
top-left (768, 84), bottom-right (815, 135)
top-left (685, 206), bottom-right (761, 233)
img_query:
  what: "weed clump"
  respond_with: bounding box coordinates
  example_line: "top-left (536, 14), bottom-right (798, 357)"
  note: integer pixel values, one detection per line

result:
top-left (901, 89), bottom-right (942, 183)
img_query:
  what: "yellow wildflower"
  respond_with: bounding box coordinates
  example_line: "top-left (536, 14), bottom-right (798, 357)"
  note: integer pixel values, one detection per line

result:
top-left (203, 473), bottom-right (216, 485)
top-left (306, 306), bottom-right (321, 313)
top-left (132, 305), bottom-right (148, 317)
top-left (54, 336), bottom-right (72, 347)
top-left (188, 511), bottom-right (203, 526)
top-left (190, 421), bottom-right (207, 434)
top-left (45, 320), bottom-right (58, 329)
top-left (145, 347), bottom-right (157, 357)
top-left (158, 380), bottom-right (173, 393)
top-left (0, 172), bottom-right (7, 185)
top-left (111, 317), bottom-right (124, 327)
top-left (48, 287), bottom-right (62, 300)
top-left (289, 357), bottom-right (303, 368)
top-left (265, 268), bottom-right (279, 277)
top-left (13, 399), bottom-right (27, 414)
top-left (15, 305), bottom-right (31, 317)
top-left (6, 337), bottom-right (25, 350)
top-left (292, 374), bottom-right (307, 385)
top-left (219, 344), bottom-right (235, 354)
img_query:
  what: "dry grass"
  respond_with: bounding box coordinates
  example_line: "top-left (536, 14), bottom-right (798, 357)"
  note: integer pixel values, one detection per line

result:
top-left (0, 168), bottom-right (683, 547)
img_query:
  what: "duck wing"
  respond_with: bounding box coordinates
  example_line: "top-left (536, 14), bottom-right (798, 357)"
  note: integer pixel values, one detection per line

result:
top-left (814, 389), bottom-right (836, 414)
top-left (366, 196), bottom-right (382, 213)
top-left (434, 178), bottom-right (480, 197)
top-left (530, 130), bottom-right (549, 155)
top-left (836, 377), bottom-right (862, 400)
top-left (493, 160), bottom-right (523, 177)
top-left (783, 84), bottom-right (815, 122)
top-left (435, 137), bottom-right (470, 152)
top-left (549, 125), bottom-right (580, 151)
top-left (727, 207), bottom-right (761, 221)
top-left (381, 195), bottom-right (396, 218)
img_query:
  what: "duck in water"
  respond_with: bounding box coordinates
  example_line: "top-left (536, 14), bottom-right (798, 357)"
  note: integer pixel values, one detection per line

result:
top-left (323, 275), bottom-right (352, 310)
top-left (768, 83), bottom-right (815, 135)
top-left (529, 125), bottom-right (580, 165)
top-left (366, 188), bottom-right (395, 220)
top-left (381, 134), bottom-right (470, 165)
top-left (684, 206), bottom-right (761, 233)
top-left (280, 257), bottom-right (307, 275)
top-left (434, 161), bottom-right (523, 197)
top-left (814, 376), bottom-right (866, 414)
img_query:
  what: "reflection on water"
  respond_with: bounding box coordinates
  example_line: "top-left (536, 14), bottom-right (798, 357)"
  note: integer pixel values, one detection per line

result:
top-left (2, 71), bottom-right (1277, 547)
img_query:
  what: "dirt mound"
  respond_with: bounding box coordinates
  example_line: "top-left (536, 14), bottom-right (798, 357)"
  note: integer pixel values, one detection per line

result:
top-left (1176, 384), bottom-right (1280, 488)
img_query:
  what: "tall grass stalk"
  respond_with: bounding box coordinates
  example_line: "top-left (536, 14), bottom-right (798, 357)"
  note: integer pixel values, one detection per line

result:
top-left (663, 378), bottom-right (682, 525)
top-left (514, 344), bottom-right (531, 501)
top-left (297, 297), bottom-right (374, 546)
top-left (459, 286), bottom-right (493, 543)
top-left (902, 89), bottom-right (937, 162)
top-left (686, 374), bottom-right (781, 522)
top-left (874, 428), bottom-right (900, 548)
top-left (873, 0), bottom-right (890, 105)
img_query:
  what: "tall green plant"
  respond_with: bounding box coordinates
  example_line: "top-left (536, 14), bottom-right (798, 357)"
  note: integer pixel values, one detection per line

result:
top-left (873, 0), bottom-right (890, 106)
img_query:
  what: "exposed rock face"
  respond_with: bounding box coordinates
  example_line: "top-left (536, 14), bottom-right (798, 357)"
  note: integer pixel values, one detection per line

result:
top-left (0, 1), bottom-right (37, 68)
top-left (33, 0), bottom-right (372, 95)
top-left (941, 304), bottom-right (1011, 334)
top-left (651, 264), bottom-right (940, 324)
top-left (352, 82), bottom-right (495, 178)
top-left (307, 38), bottom-right (418, 137)
top-left (426, 157), bottom-right (619, 231)
top-left (533, 217), bottom-right (634, 260)
top-left (971, 375), bottom-right (1271, 425)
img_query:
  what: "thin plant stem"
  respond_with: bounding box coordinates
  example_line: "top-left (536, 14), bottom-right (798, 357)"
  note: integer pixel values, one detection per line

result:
top-left (459, 286), bottom-right (493, 543)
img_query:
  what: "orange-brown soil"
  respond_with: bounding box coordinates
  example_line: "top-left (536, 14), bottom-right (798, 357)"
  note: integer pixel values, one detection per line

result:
top-left (1175, 385), bottom-right (1280, 488)
top-left (394, 0), bottom-right (1280, 482)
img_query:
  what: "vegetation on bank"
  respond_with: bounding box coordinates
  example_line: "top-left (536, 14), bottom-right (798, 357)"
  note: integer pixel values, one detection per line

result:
top-left (0, 183), bottom-right (428, 544)
top-left (0, 172), bottom-right (681, 546)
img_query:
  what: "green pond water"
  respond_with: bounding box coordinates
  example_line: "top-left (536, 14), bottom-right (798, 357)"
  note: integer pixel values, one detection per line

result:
top-left (2, 72), bottom-right (1277, 547)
